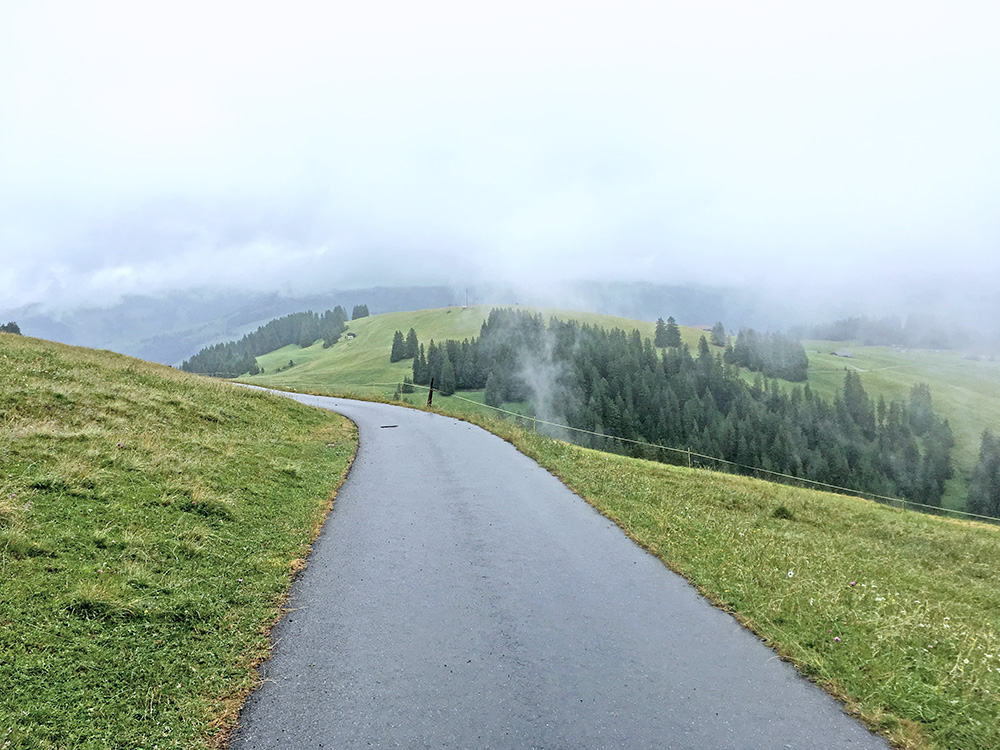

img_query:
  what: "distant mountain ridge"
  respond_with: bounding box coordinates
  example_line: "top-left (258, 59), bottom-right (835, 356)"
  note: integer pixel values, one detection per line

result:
top-left (1, 281), bottom-right (810, 366)
top-left (9, 278), bottom-right (990, 367)
top-left (1, 286), bottom-right (460, 365)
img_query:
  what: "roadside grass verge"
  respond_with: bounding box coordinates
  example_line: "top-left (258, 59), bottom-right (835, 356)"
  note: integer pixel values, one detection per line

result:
top-left (464, 413), bottom-right (1000, 750)
top-left (0, 334), bottom-right (356, 749)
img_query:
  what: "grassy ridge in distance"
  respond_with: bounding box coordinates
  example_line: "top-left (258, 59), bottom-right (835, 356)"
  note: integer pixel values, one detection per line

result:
top-left (246, 306), bottom-right (1000, 509)
top-left (0, 333), bottom-right (356, 748)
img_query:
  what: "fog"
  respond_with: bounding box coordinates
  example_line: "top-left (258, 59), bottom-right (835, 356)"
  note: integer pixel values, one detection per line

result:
top-left (2, 1), bottom-right (998, 325)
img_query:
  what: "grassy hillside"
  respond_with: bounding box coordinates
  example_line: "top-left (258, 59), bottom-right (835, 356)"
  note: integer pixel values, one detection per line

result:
top-left (802, 343), bottom-right (1000, 509)
top-left (246, 306), bottom-right (1000, 512)
top-left (0, 333), bottom-right (356, 748)
top-left (246, 304), bottom-right (708, 396)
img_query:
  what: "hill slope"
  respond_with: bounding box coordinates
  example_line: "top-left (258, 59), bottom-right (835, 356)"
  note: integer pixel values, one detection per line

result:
top-left (0, 333), bottom-right (355, 748)
top-left (802, 342), bottom-right (1000, 509)
top-left (245, 304), bottom-right (709, 395)
top-left (245, 305), bottom-right (1000, 512)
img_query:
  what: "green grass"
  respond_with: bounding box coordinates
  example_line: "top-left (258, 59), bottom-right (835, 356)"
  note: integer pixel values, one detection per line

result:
top-left (245, 303), bottom-right (707, 408)
top-left (454, 414), bottom-right (1000, 750)
top-left (246, 306), bottom-right (1000, 512)
top-left (0, 333), bottom-right (356, 749)
top-left (802, 343), bottom-right (1000, 510)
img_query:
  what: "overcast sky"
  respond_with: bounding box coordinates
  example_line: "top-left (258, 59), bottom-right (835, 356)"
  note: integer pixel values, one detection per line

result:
top-left (2, 0), bottom-right (998, 314)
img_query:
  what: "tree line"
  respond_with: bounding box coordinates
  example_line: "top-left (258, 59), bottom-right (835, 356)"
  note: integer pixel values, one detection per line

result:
top-left (394, 309), bottom-right (955, 508)
top-left (182, 307), bottom-right (354, 377)
top-left (1, 321), bottom-right (21, 334)
top-left (969, 430), bottom-right (1000, 518)
top-left (797, 314), bottom-right (969, 350)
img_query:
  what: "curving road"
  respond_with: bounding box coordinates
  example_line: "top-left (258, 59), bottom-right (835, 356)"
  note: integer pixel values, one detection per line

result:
top-left (230, 393), bottom-right (887, 749)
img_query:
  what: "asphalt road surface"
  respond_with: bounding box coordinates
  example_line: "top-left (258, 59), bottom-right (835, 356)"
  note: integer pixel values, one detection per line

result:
top-left (230, 393), bottom-right (888, 749)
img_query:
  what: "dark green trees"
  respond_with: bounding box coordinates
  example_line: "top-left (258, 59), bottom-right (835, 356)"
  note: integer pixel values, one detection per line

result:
top-left (484, 371), bottom-right (503, 407)
top-left (710, 322), bottom-right (727, 347)
top-left (968, 430), bottom-right (1000, 517)
top-left (390, 329), bottom-right (419, 362)
top-left (725, 328), bottom-right (808, 381)
top-left (412, 344), bottom-right (429, 385)
top-left (654, 318), bottom-right (667, 348)
top-left (439, 357), bottom-right (457, 396)
top-left (665, 317), bottom-right (682, 347)
top-left (654, 316), bottom-right (682, 348)
top-left (181, 307), bottom-right (354, 377)
top-left (390, 331), bottom-right (407, 362)
top-left (351, 304), bottom-right (370, 320)
top-left (0, 321), bottom-right (20, 334)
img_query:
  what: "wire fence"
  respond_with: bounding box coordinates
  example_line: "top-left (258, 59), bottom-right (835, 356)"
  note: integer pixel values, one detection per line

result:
top-left (276, 378), bottom-right (1000, 526)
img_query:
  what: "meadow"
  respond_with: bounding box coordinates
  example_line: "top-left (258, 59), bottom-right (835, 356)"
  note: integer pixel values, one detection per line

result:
top-left (1, 333), bottom-right (355, 748)
top-left (247, 306), bottom-right (1000, 512)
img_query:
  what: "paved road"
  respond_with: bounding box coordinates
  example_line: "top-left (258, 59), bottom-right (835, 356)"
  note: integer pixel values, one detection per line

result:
top-left (230, 394), bottom-right (887, 749)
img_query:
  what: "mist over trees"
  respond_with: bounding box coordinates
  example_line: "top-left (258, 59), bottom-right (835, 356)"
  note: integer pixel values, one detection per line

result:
top-left (797, 314), bottom-right (978, 350)
top-left (725, 328), bottom-right (809, 382)
top-left (181, 307), bottom-right (350, 377)
top-left (409, 308), bottom-right (953, 507)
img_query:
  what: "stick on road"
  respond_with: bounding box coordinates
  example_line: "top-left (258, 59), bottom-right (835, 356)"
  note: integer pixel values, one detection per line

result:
top-left (231, 394), bottom-right (887, 749)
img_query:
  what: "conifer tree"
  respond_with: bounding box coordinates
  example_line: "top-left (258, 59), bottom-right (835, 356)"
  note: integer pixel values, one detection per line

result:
top-left (710, 321), bottom-right (727, 347)
top-left (440, 357), bottom-right (457, 396)
top-left (412, 344), bottom-right (429, 385)
top-left (390, 331), bottom-right (407, 362)
top-left (654, 317), bottom-right (668, 348)
top-left (968, 429), bottom-right (1000, 517)
top-left (405, 328), bottom-right (419, 358)
top-left (484, 371), bottom-right (503, 408)
top-left (664, 316), bottom-right (682, 348)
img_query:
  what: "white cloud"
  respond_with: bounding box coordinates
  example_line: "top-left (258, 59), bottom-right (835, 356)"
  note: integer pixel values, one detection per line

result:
top-left (1, 1), bottom-right (998, 312)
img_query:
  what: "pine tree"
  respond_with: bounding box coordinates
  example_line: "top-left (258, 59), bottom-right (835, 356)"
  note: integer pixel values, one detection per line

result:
top-left (654, 317), bottom-right (668, 348)
top-left (405, 328), bottom-right (419, 358)
top-left (484, 371), bottom-right (503, 408)
top-left (440, 357), bottom-right (457, 396)
top-left (664, 316), bottom-right (682, 348)
top-left (710, 321), bottom-right (727, 347)
top-left (968, 429), bottom-right (1000, 518)
top-left (0, 321), bottom-right (21, 335)
top-left (413, 344), bottom-right (429, 385)
top-left (351, 304), bottom-right (369, 320)
top-left (389, 331), bottom-right (407, 362)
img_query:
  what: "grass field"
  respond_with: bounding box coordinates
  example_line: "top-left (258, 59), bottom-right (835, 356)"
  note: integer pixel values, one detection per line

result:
top-left (0, 333), bottom-right (356, 748)
top-left (801, 343), bottom-right (1000, 509)
top-left (246, 306), bottom-right (1000, 511)
top-left (246, 304), bottom-right (707, 401)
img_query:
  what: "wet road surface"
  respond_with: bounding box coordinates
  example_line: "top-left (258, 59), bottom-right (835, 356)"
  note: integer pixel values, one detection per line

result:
top-left (230, 394), bottom-right (887, 749)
